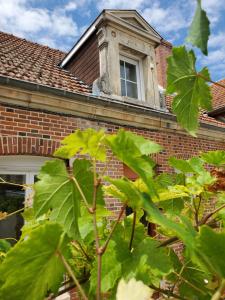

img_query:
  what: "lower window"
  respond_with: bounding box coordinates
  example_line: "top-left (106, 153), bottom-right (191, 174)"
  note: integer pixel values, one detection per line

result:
top-left (0, 156), bottom-right (51, 243)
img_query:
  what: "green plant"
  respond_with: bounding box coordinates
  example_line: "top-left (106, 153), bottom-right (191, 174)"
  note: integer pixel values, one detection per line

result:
top-left (0, 128), bottom-right (225, 300)
top-left (1, 1), bottom-right (225, 300)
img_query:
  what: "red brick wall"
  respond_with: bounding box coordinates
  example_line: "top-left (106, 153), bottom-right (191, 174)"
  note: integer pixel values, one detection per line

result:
top-left (155, 40), bottom-right (172, 88)
top-left (1, 103), bottom-right (225, 208)
top-left (65, 32), bottom-right (100, 86)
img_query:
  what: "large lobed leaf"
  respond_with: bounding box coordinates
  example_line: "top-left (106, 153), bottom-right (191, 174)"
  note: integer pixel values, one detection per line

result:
top-left (0, 223), bottom-right (68, 300)
top-left (34, 159), bottom-right (104, 239)
top-left (186, 0), bottom-right (210, 55)
top-left (54, 128), bottom-right (107, 161)
top-left (167, 46), bottom-right (212, 135)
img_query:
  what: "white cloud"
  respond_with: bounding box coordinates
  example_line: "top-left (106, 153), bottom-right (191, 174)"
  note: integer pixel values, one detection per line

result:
top-left (97, 0), bottom-right (145, 10)
top-left (202, 0), bottom-right (225, 25)
top-left (208, 32), bottom-right (225, 49)
top-left (0, 0), bottom-right (79, 49)
top-left (142, 1), bottom-right (188, 35)
top-left (200, 32), bottom-right (225, 81)
top-left (65, 1), bottom-right (78, 11)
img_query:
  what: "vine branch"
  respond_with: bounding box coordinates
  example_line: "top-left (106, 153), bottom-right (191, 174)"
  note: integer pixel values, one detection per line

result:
top-left (58, 251), bottom-right (88, 300)
top-left (100, 203), bottom-right (126, 255)
top-left (129, 210), bottom-right (136, 251)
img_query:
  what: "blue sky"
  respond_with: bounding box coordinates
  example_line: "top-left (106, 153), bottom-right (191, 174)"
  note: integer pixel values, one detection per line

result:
top-left (0, 0), bottom-right (224, 81)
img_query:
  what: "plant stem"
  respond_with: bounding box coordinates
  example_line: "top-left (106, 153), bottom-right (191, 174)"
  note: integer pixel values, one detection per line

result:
top-left (58, 251), bottom-right (88, 300)
top-left (71, 241), bottom-right (91, 261)
top-left (129, 211), bottom-right (136, 251)
top-left (211, 279), bottom-right (225, 300)
top-left (149, 284), bottom-right (188, 300)
top-left (173, 272), bottom-right (206, 295)
top-left (72, 177), bottom-right (92, 213)
top-left (0, 208), bottom-right (24, 221)
top-left (200, 203), bottom-right (225, 225)
top-left (101, 204), bottom-right (126, 255)
top-left (92, 158), bottom-right (102, 300)
top-left (197, 73), bottom-right (225, 89)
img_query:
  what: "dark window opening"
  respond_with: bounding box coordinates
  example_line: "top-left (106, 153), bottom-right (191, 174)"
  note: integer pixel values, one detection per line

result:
top-left (0, 174), bottom-right (25, 244)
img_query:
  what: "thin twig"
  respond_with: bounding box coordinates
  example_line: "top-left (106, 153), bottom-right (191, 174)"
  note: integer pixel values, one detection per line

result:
top-left (57, 251), bottom-right (88, 300)
top-left (149, 284), bottom-right (188, 300)
top-left (197, 73), bottom-right (225, 89)
top-left (0, 208), bottom-right (24, 221)
top-left (100, 204), bottom-right (126, 255)
top-left (200, 203), bottom-right (225, 225)
top-left (71, 241), bottom-right (91, 261)
top-left (173, 272), bottom-right (206, 295)
top-left (211, 279), bottom-right (225, 300)
top-left (92, 158), bottom-right (102, 300)
top-left (129, 211), bottom-right (136, 251)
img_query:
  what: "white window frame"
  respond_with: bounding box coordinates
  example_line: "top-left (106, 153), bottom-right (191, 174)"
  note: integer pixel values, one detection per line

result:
top-left (119, 54), bottom-right (145, 102)
top-left (0, 156), bottom-right (51, 201)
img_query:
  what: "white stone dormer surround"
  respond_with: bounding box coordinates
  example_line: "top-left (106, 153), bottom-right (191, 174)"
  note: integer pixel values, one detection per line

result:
top-left (94, 10), bottom-right (162, 109)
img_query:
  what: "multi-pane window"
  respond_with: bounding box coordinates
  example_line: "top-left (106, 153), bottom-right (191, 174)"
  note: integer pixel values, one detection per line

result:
top-left (120, 57), bottom-right (140, 100)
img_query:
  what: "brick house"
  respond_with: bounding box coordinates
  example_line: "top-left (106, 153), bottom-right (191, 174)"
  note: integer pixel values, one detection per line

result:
top-left (0, 9), bottom-right (225, 299)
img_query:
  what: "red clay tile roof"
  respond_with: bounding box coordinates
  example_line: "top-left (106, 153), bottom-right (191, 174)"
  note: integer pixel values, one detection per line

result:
top-left (211, 79), bottom-right (225, 111)
top-left (0, 31), bottom-right (90, 94)
top-left (0, 31), bottom-right (224, 129)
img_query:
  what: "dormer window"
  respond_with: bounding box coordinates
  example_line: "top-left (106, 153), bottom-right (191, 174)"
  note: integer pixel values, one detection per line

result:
top-left (61, 10), bottom-right (163, 109)
top-left (120, 56), bottom-right (140, 100)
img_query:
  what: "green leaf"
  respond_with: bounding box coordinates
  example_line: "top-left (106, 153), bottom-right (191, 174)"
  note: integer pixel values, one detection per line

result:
top-left (0, 223), bottom-right (68, 300)
top-left (0, 240), bottom-right (11, 253)
top-left (125, 238), bottom-right (172, 277)
top-left (54, 128), bottom-right (106, 161)
top-left (143, 194), bottom-right (196, 250)
top-left (196, 226), bottom-right (225, 278)
top-left (157, 197), bottom-right (184, 215)
top-left (34, 159), bottom-right (81, 239)
top-left (105, 177), bottom-right (144, 210)
top-left (201, 150), bottom-right (225, 166)
top-left (72, 159), bottom-right (104, 206)
top-left (186, 0), bottom-right (210, 55)
top-left (169, 157), bottom-right (195, 173)
top-left (167, 46), bottom-right (212, 135)
top-left (106, 130), bottom-right (161, 197)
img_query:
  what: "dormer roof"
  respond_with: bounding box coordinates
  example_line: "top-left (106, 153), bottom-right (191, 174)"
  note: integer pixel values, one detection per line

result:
top-left (60, 9), bottom-right (162, 68)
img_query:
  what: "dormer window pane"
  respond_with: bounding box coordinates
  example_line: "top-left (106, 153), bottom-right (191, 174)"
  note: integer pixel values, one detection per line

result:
top-left (127, 81), bottom-right (138, 99)
top-left (120, 58), bottom-right (139, 100)
top-left (125, 62), bottom-right (137, 82)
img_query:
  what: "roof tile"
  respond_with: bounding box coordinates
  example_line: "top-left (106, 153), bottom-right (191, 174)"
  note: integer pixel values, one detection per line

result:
top-left (0, 31), bottom-right (90, 94)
